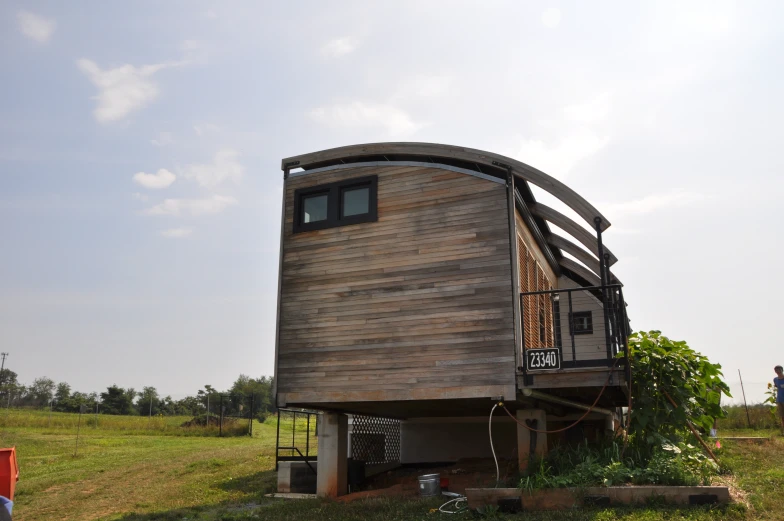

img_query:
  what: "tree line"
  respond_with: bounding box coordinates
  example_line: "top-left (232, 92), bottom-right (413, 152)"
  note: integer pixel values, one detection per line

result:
top-left (0, 369), bottom-right (276, 419)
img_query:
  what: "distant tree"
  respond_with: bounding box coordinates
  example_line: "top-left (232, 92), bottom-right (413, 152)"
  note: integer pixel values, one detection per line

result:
top-left (0, 369), bottom-right (18, 388)
top-left (55, 382), bottom-right (71, 404)
top-left (228, 375), bottom-right (274, 419)
top-left (100, 385), bottom-right (135, 415)
top-left (136, 386), bottom-right (160, 416)
top-left (28, 377), bottom-right (56, 407)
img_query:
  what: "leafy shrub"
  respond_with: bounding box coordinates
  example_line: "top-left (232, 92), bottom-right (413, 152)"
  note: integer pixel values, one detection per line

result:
top-left (627, 330), bottom-right (730, 456)
top-left (519, 439), bottom-right (717, 491)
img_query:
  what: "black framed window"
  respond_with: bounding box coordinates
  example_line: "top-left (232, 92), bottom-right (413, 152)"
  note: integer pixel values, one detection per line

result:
top-left (569, 311), bottom-right (593, 335)
top-left (293, 175), bottom-right (378, 233)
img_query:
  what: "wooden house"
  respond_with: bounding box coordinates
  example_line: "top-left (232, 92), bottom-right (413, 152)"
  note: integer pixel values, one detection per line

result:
top-left (273, 143), bottom-right (630, 496)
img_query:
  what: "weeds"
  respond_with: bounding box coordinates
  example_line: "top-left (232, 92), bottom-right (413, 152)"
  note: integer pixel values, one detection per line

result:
top-left (519, 438), bottom-right (718, 491)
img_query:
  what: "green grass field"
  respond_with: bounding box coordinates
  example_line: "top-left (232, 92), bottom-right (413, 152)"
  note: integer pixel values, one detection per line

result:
top-left (2, 409), bottom-right (783, 521)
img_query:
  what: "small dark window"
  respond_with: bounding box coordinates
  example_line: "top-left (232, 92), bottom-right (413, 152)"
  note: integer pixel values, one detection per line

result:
top-left (342, 186), bottom-right (370, 217)
top-left (302, 193), bottom-right (328, 223)
top-left (570, 311), bottom-right (593, 335)
top-left (293, 176), bottom-right (378, 233)
top-left (539, 309), bottom-right (546, 345)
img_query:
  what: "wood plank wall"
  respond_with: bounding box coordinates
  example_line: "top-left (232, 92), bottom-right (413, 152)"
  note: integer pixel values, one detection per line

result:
top-left (277, 165), bottom-right (516, 405)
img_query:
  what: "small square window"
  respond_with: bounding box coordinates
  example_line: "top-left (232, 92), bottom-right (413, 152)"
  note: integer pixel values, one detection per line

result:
top-left (342, 186), bottom-right (370, 217)
top-left (292, 175), bottom-right (377, 233)
top-left (570, 311), bottom-right (593, 335)
top-left (303, 193), bottom-right (328, 223)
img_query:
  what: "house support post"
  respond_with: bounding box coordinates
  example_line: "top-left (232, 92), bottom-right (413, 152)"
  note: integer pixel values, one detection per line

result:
top-left (516, 409), bottom-right (547, 471)
top-left (316, 412), bottom-right (348, 498)
top-left (594, 217), bottom-right (613, 362)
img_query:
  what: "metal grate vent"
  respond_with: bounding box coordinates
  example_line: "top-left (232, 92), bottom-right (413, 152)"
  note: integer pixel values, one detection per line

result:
top-left (351, 415), bottom-right (401, 465)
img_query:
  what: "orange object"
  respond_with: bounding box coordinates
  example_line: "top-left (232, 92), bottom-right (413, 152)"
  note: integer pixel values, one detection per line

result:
top-left (0, 447), bottom-right (19, 501)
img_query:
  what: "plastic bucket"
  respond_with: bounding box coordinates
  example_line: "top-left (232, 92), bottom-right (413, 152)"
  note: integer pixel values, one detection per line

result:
top-left (418, 473), bottom-right (441, 497)
top-left (0, 447), bottom-right (18, 502)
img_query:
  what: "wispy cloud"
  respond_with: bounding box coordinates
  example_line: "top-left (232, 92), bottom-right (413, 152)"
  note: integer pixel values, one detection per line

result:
top-left (132, 169), bottom-right (176, 189)
top-left (321, 37), bottom-right (357, 57)
top-left (182, 149), bottom-right (244, 189)
top-left (77, 59), bottom-right (170, 123)
top-left (563, 92), bottom-right (611, 124)
top-left (160, 228), bottom-right (193, 238)
top-left (541, 8), bottom-right (561, 29)
top-left (602, 191), bottom-right (709, 218)
top-left (514, 134), bottom-right (610, 179)
top-left (150, 132), bottom-right (173, 147)
top-left (310, 101), bottom-right (426, 137)
top-left (17, 11), bottom-right (55, 44)
top-left (143, 195), bottom-right (238, 217)
top-left (131, 192), bottom-right (150, 202)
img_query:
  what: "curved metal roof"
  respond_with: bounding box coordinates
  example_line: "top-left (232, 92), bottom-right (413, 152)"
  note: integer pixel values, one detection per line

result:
top-left (281, 142), bottom-right (619, 287)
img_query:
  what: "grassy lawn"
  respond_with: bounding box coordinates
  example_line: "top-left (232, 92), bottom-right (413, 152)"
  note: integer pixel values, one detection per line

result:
top-left (2, 409), bottom-right (783, 520)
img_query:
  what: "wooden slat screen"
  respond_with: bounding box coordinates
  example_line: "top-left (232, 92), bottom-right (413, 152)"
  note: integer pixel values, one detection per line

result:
top-left (517, 234), bottom-right (554, 349)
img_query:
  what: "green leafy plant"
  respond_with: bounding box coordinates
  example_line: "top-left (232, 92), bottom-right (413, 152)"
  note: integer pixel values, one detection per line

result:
top-left (765, 382), bottom-right (777, 421)
top-left (626, 330), bottom-right (730, 455)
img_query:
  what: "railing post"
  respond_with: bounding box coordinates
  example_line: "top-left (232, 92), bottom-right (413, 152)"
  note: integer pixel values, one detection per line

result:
top-left (275, 409), bottom-right (281, 471)
top-left (306, 413), bottom-right (311, 459)
top-left (594, 218), bottom-right (613, 363)
top-left (567, 290), bottom-right (576, 362)
top-left (519, 292), bottom-right (526, 374)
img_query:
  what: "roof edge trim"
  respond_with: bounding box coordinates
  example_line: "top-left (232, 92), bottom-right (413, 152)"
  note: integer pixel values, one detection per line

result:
top-left (281, 142), bottom-right (611, 231)
top-left (288, 160), bottom-right (505, 185)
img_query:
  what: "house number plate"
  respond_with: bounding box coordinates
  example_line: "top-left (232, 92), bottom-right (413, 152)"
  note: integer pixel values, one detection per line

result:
top-left (526, 348), bottom-right (561, 370)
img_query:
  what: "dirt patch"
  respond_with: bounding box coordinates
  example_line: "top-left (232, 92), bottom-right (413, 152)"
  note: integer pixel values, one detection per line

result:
top-left (713, 474), bottom-right (750, 510)
top-left (337, 458), bottom-right (510, 503)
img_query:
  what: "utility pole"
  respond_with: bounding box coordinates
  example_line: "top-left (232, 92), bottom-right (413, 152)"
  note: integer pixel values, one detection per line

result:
top-left (0, 352), bottom-right (7, 396)
top-left (0, 352), bottom-right (7, 383)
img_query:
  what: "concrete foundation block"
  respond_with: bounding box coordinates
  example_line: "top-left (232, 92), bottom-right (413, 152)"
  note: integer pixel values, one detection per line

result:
top-left (316, 412), bottom-right (348, 498)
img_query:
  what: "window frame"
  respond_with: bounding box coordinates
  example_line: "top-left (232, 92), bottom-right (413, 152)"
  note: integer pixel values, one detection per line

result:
top-left (569, 311), bottom-right (593, 335)
top-left (293, 175), bottom-right (378, 233)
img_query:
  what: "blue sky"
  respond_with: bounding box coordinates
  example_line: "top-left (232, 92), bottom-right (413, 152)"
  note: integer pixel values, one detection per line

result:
top-left (2, 1), bottom-right (783, 402)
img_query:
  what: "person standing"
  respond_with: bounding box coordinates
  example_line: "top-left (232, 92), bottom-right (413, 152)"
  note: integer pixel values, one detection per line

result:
top-left (774, 366), bottom-right (784, 433)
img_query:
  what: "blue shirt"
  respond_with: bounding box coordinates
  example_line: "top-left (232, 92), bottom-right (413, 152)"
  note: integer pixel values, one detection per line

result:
top-left (775, 377), bottom-right (784, 403)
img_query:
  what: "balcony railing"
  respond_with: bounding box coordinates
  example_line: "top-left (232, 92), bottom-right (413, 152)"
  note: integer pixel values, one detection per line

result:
top-left (519, 283), bottom-right (629, 372)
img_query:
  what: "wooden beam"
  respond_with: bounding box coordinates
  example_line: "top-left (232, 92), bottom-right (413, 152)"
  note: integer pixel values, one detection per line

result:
top-left (281, 142), bottom-right (611, 231)
top-left (529, 203), bottom-right (617, 266)
top-left (559, 258), bottom-right (602, 287)
top-left (547, 233), bottom-right (601, 276)
top-left (514, 191), bottom-right (561, 277)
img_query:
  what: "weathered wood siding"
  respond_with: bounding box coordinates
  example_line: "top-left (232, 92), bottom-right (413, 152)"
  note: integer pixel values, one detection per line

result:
top-left (277, 165), bottom-right (516, 405)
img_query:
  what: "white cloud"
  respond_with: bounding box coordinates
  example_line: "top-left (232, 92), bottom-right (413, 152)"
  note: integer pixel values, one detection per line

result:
top-left (601, 191), bottom-right (708, 218)
top-left (563, 92), bottom-right (611, 124)
top-left (182, 149), bottom-right (244, 189)
top-left (77, 59), bottom-right (168, 123)
top-left (514, 134), bottom-right (610, 178)
top-left (541, 8), bottom-right (561, 29)
top-left (310, 102), bottom-right (426, 137)
top-left (131, 192), bottom-right (150, 202)
top-left (193, 123), bottom-right (222, 136)
top-left (321, 37), bottom-right (357, 57)
top-left (17, 11), bottom-right (55, 44)
top-left (143, 195), bottom-right (238, 217)
top-left (160, 228), bottom-right (193, 238)
top-left (132, 169), bottom-right (176, 189)
top-left (150, 132), bottom-right (173, 147)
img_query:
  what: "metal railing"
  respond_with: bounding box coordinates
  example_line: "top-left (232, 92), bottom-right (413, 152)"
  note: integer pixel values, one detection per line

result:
top-left (275, 408), bottom-right (318, 473)
top-left (519, 283), bottom-right (629, 373)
